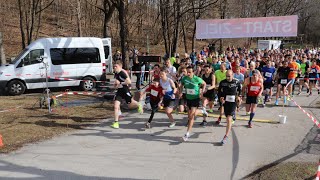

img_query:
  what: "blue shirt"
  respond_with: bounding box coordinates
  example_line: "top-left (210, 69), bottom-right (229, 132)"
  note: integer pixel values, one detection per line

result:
top-left (261, 66), bottom-right (276, 82)
top-left (234, 73), bottom-right (244, 84)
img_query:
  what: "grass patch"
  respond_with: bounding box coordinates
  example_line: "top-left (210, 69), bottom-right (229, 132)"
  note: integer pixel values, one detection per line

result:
top-left (0, 94), bottom-right (113, 153)
top-left (247, 162), bottom-right (317, 180)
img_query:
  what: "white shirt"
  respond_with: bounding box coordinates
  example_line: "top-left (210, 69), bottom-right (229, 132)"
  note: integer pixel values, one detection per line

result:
top-left (166, 66), bottom-right (177, 80)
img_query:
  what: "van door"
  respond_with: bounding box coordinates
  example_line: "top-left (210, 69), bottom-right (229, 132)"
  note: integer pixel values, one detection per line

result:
top-left (15, 49), bottom-right (45, 89)
top-left (102, 38), bottom-right (112, 73)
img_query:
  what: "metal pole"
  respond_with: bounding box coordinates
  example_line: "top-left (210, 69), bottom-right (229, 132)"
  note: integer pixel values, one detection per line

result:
top-left (45, 61), bottom-right (51, 113)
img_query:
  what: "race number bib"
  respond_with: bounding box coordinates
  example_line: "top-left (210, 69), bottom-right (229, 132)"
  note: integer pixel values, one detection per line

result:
top-left (182, 88), bottom-right (186, 94)
top-left (186, 89), bottom-right (196, 95)
top-left (226, 95), bottom-right (235, 102)
top-left (265, 72), bottom-right (272, 78)
top-left (151, 89), bottom-right (158, 97)
top-left (250, 86), bottom-right (260, 91)
top-left (280, 79), bottom-right (287, 84)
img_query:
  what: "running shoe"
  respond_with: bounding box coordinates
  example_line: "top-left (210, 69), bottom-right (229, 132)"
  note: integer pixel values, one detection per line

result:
top-left (308, 92), bottom-right (312, 97)
top-left (168, 122), bottom-right (176, 128)
top-left (248, 123), bottom-right (253, 128)
top-left (318, 90), bottom-right (320, 94)
top-left (297, 92), bottom-right (301, 96)
top-left (221, 135), bottom-right (228, 145)
top-left (307, 88), bottom-right (310, 93)
top-left (138, 104), bottom-right (144, 114)
top-left (202, 109), bottom-right (208, 117)
top-left (208, 109), bottom-right (214, 113)
top-left (145, 122), bottom-right (151, 129)
top-left (246, 111), bottom-right (250, 116)
top-left (262, 104), bottom-right (266, 107)
top-left (182, 134), bottom-right (190, 142)
top-left (110, 121), bottom-right (119, 129)
top-left (275, 100), bottom-right (279, 106)
top-left (215, 117), bottom-right (221, 125)
top-left (200, 121), bottom-right (208, 127)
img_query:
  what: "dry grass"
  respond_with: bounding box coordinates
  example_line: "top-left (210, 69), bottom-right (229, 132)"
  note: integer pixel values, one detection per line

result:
top-left (0, 94), bottom-right (113, 153)
top-left (247, 162), bottom-right (317, 180)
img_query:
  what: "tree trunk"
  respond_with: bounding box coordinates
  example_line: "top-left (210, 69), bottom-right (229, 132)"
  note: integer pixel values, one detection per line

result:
top-left (18, 0), bottom-right (26, 49)
top-left (171, 0), bottom-right (180, 55)
top-left (182, 20), bottom-right (188, 53)
top-left (118, 0), bottom-right (127, 69)
top-left (0, 32), bottom-right (5, 65)
top-left (77, 0), bottom-right (82, 37)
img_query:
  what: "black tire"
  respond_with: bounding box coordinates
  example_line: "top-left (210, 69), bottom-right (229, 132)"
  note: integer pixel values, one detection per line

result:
top-left (80, 77), bottom-right (96, 91)
top-left (7, 80), bottom-right (26, 96)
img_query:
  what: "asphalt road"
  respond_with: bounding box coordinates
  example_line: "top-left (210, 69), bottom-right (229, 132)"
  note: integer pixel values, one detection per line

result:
top-left (0, 93), bottom-right (319, 180)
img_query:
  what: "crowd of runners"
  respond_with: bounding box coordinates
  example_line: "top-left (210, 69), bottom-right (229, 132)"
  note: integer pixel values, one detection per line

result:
top-left (110, 46), bottom-right (320, 145)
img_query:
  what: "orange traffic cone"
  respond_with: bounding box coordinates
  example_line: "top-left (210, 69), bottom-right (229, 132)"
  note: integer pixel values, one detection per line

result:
top-left (0, 134), bottom-right (3, 147)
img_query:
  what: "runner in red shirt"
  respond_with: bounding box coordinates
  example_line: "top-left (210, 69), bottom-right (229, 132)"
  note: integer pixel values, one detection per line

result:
top-left (140, 78), bottom-right (163, 129)
top-left (242, 70), bottom-right (263, 128)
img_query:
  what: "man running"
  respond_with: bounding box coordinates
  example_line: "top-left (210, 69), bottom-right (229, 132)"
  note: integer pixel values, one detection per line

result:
top-left (111, 61), bottom-right (143, 129)
top-left (180, 66), bottom-right (207, 141)
top-left (275, 61), bottom-right (291, 105)
top-left (287, 55), bottom-right (299, 97)
top-left (308, 59), bottom-right (320, 96)
top-left (215, 63), bottom-right (227, 124)
top-left (218, 70), bottom-right (242, 145)
top-left (243, 70), bottom-right (263, 128)
top-left (200, 65), bottom-right (216, 126)
top-left (261, 60), bottom-right (276, 106)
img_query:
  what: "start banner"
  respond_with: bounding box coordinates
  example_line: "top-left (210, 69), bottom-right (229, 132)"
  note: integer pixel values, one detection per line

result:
top-left (196, 15), bottom-right (298, 39)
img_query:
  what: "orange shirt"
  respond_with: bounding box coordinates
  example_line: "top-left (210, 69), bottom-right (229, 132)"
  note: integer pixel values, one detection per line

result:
top-left (288, 62), bottom-right (299, 79)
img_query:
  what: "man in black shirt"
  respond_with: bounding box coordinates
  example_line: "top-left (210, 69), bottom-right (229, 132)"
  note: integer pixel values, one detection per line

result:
top-left (111, 61), bottom-right (143, 129)
top-left (274, 61), bottom-right (291, 106)
top-left (218, 70), bottom-right (242, 145)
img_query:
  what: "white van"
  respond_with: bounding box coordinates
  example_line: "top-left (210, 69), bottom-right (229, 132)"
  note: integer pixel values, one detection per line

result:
top-left (0, 37), bottom-right (112, 95)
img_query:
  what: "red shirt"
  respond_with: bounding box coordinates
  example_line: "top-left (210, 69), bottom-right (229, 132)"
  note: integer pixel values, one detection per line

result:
top-left (247, 79), bottom-right (262, 97)
top-left (145, 85), bottom-right (163, 102)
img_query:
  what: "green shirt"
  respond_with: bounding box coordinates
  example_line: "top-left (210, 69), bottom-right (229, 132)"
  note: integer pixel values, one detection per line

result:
top-left (181, 75), bottom-right (204, 100)
top-left (215, 70), bottom-right (226, 84)
top-left (170, 57), bottom-right (176, 65)
top-left (212, 63), bottom-right (221, 71)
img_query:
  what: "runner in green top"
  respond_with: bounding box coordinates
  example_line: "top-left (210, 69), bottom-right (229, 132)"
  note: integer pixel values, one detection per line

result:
top-left (215, 63), bottom-right (227, 84)
top-left (297, 55), bottom-right (310, 95)
top-left (180, 66), bottom-right (207, 142)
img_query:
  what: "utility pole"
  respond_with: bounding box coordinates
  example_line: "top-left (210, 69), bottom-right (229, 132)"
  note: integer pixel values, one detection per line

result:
top-left (0, 32), bottom-right (5, 65)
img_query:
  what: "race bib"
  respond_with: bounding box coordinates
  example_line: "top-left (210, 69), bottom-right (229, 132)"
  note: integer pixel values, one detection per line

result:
top-left (186, 89), bottom-right (196, 95)
top-left (280, 79), bottom-right (287, 84)
top-left (250, 86), bottom-right (260, 91)
top-left (265, 72), bottom-right (272, 78)
top-left (182, 88), bottom-right (186, 94)
top-left (150, 89), bottom-right (158, 97)
top-left (226, 95), bottom-right (235, 102)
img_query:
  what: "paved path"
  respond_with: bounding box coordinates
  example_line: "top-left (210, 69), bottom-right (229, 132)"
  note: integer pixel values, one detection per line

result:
top-left (0, 94), bottom-right (319, 180)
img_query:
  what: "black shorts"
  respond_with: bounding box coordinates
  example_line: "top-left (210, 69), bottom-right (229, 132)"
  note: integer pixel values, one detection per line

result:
top-left (263, 81), bottom-right (273, 89)
top-left (223, 102), bottom-right (236, 117)
top-left (186, 98), bottom-right (200, 109)
top-left (163, 98), bottom-right (175, 108)
top-left (246, 96), bottom-right (258, 104)
top-left (114, 88), bottom-right (132, 104)
top-left (278, 79), bottom-right (288, 85)
top-left (178, 94), bottom-right (186, 105)
top-left (150, 100), bottom-right (159, 110)
top-left (203, 89), bottom-right (215, 101)
top-left (310, 79), bottom-right (317, 84)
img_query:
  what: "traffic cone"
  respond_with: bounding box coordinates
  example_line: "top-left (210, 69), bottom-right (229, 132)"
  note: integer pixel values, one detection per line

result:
top-left (0, 134), bottom-right (3, 147)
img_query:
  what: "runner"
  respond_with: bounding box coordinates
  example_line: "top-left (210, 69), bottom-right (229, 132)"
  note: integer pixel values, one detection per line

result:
top-left (159, 67), bottom-right (177, 127)
top-left (218, 70), bottom-right (242, 145)
top-left (297, 55), bottom-right (310, 95)
top-left (111, 61), bottom-right (143, 129)
top-left (151, 64), bottom-right (161, 80)
top-left (180, 66), bottom-right (207, 141)
top-left (308, 59), bottom-right (320, 96)
top-left (242, 70), bottom-right (263, 128)
top-left (164, 58), bottom-right (177, 81)
top-left (287, 55), bottom-right (299, 97)
top-left (275, 61), bottom-right (291, 106)
top-left (139, 78), bottom-right (163, 129)
top-left (177, 66), bottom-right (187, 113)
top-left (261, 60), bottom-right (276, 106)
top-left (215, 63), bottom-right (227, 125)
top-left (200, 65), bottom-right (216, 126)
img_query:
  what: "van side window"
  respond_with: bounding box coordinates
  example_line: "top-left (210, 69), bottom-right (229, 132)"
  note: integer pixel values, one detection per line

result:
top-left (104, 46), bottom-right (110, 59)
top-left (50, 48), bottom-right (101, 65)
top-left (17, 49), bottom-right (44, 68)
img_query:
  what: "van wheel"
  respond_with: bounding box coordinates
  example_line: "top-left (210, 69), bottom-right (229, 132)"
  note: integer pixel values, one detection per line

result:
top-left (80, 77), bottom-right (95, 91)
top-left (8, 80), bottom-right (26, 95)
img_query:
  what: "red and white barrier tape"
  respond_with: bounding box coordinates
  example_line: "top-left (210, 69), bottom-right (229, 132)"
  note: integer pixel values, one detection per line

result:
top-left (48, 77), bottom-right (110, 83)
top-left (284, 80), bottom-right (320, 128)
top-left (55, 91), bottom-right (109, 98)
top-left (0, 106), bottom-right (21, 113)
top-left (316, 162), bottom-right (320, 180)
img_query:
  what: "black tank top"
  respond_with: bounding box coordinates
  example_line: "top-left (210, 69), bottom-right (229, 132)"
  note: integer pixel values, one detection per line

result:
top-left (202, 72), bottom-right (213, 85)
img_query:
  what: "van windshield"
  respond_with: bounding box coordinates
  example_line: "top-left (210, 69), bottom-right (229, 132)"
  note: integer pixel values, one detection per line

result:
top-left (10, 48), bottom-right (29, 64)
